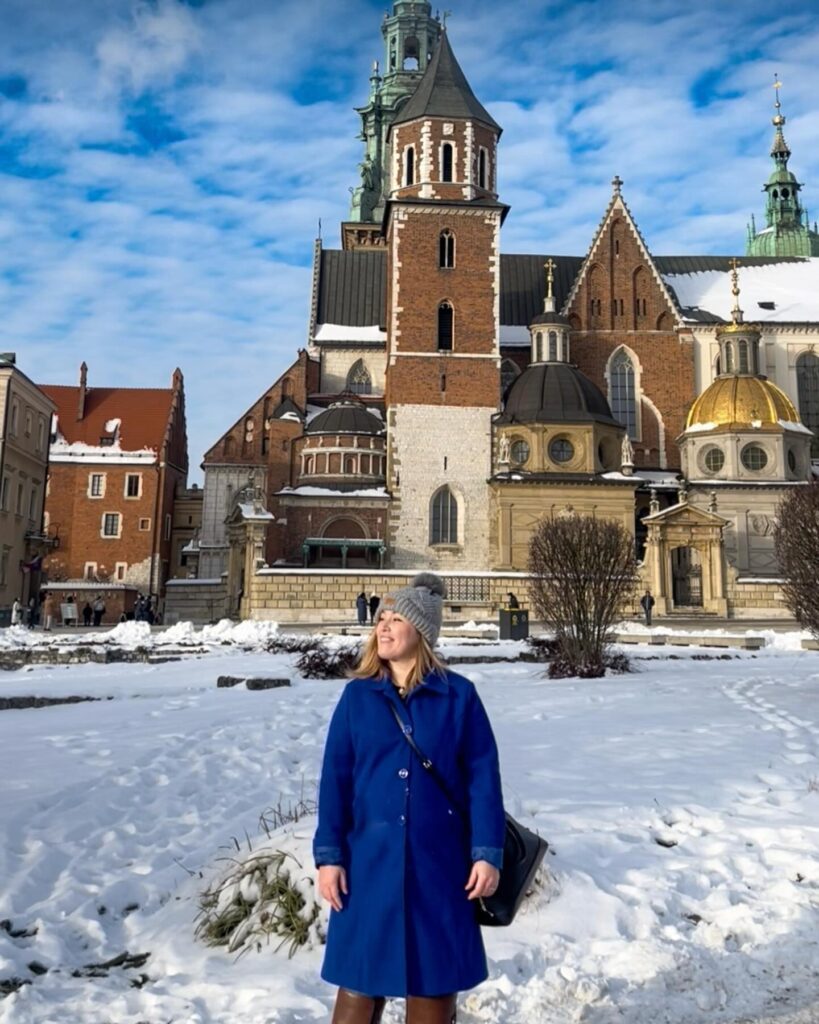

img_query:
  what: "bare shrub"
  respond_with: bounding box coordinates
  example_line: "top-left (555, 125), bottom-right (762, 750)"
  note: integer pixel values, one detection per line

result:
top-left (774, 484), bottom-right (819, 637)
top-left (527, 514), bottom-right (637, 678)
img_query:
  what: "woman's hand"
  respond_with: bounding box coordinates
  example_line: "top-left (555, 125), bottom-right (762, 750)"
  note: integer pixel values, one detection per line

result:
top-left (465, 860), bottom-right (500, 901)
top-left (318, 865), bottom-right (348, 911)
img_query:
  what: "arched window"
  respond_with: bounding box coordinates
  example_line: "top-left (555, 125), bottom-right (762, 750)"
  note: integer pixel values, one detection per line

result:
top-left (441, 143), bottom-right (453, 182)
top-left (738, 339), bottom-right (749, 373)
top-left (347, 359), bottom-right (372, 395)
top-left (437, 301), bottom-right (453, 351)
top-left (548, 331), bottom-right (558, 361)
top-left (304, 455), bottom-right (314, 475)
top-left (344, 456), bottom-right (356, 474)
top-left (797, 352), bottom-right (819, 457)
top-left (610, 349), bottom-right (638, 439)
top-left (535, 332), bottom-right (543, 362)
top-left (430, 486), bottom-right (457, 545)
top-left (501, 359), bottom-right (520, 399)
top-left (439, 229), bottom-right (455, 268)
top-left (405, 146), bottom-right (415, 186)
top-left (478, 148), bottom-right (487, 189)
top-left (725, 342), bottom-right (735, 373)
top-left (403, 35), bottom-right (419, 70)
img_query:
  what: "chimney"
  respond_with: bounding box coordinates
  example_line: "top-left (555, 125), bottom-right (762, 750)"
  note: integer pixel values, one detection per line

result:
top-left (77, 362), bottom-right (88, 421)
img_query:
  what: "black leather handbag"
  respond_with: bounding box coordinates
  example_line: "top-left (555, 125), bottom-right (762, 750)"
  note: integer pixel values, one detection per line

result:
top-left (386, 701), bottom-right (549, 927)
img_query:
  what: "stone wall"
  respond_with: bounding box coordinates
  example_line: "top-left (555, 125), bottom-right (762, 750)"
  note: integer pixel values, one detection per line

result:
top-left (245, 569), bottom-right (531, 623)
top-left (164, 579), bottom-right (228, 625)
top-left (726, 570), bottom-right (791, 619)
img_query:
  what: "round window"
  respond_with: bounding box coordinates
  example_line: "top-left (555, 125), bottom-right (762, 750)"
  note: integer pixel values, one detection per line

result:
top-left (704, 447), bottom-right (725, 473)
top-left (549, 437), bottom-right (575, 463)
top-left (741, 444), bottom-right (768, 471)
top-left (788, 448), bottom-right (797, 473)
top-left (510, 439), bottom-right (530, 465)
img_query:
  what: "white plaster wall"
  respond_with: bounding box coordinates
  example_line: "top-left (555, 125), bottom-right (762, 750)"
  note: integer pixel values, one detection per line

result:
top-left (388, 405), bottom-right (492, 570)
top-left (320, 349), bottom-right (387, 395)
top-left (199, 465), bottom-right (266, 578)
top-left (690, 324), bottom-right (819, 415)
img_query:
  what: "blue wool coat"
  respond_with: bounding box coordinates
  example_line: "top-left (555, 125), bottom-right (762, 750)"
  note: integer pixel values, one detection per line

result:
top-left (313, 668), bottom-right (506, 998)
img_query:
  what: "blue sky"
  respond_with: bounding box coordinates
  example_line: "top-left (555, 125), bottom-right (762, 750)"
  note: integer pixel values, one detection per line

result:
top-left (1, 0), bottom-right (818, 477)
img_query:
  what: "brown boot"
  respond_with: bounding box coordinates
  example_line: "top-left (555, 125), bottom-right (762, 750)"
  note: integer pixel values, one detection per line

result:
top-left (406, 993), bottom-right (457, 1024)
top-left (331, 988), bottom-right (387, 1024)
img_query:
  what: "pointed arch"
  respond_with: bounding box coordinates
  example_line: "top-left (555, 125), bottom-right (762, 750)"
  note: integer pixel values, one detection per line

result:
top-left (441, 142), bottom-right (454, 182)
top-left (404, 145), bottom-right (415, 186)
top-left (607, 346), bottom-right (641, 440)
top-left (346, 359), bottom-right (372, 395)
top-left (439, 229), bottom-right (455, 268)
top-left (430, 485), bottom-right (458, 545)
top-left (501, 358), bottom-right (520, 400)
top-left (437, 301), bottom-right (454, 351)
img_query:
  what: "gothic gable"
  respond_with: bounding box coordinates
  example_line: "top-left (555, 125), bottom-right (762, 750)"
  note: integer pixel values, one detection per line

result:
top-left (564, 185), bottom-right (681, 332)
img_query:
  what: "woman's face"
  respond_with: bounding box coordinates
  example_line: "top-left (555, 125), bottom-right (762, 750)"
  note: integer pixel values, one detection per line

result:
top-left (376, 610), bottom-right (420, 663)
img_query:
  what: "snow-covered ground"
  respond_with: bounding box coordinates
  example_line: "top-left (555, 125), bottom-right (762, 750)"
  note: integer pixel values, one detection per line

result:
top-left (1, 630), bottom-right (819, 1023)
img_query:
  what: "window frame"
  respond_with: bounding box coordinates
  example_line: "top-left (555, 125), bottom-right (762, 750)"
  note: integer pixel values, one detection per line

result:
top-left (124, 473), bottom-right (142, 499)
top-left (88, 472), bottom-right (106, 499)
top-left (430, 486), bottom-right (458, 546)
top-left (437, 301), bottom-right (454, 352)
top-left (101, 512), bottom-right (121, 538)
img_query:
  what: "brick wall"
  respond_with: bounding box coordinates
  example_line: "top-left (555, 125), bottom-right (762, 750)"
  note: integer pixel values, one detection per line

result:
top-left (567, 206), bottom-right (697, 470)
top-left (45, 462), bottom-right (160, 590)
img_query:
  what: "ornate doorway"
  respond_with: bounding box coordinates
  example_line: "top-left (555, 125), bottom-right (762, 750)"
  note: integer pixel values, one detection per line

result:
top-left (671, 546), bottom-right (703, 608)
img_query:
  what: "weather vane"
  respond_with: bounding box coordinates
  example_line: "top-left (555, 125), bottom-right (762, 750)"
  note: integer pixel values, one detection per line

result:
top-left (442, 9), bottom-right (452, 28)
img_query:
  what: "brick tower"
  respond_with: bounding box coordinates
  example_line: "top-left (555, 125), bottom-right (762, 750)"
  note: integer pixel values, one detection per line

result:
top-left (383, 31), bottom-right (506, 569)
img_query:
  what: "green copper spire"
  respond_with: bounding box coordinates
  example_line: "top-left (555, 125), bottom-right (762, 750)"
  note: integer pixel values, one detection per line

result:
top-left (348, 1), bottom-right (442, 227)
top-left (746, 78), bottom-right (819, 257)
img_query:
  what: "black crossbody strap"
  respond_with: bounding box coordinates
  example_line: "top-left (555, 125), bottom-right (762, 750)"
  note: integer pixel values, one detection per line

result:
top-left (386, 699), bottom-right (469, 827)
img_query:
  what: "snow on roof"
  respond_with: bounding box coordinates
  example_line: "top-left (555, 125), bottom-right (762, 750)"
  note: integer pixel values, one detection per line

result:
top-left (49, 440), bottom-right (157, 465)
top-left (236, 502), bottom-right (274, 521)
top-left (314, 324), bottom-right (386, 343)
top-left (500, 326), bottom-right (531, 346)
top-left (276, 485), bottom-right (390, 498)
top-left (663, 258), bottom-right (819, 323)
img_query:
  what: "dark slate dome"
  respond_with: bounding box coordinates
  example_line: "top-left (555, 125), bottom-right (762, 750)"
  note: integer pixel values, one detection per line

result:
top-left (530, 310), bottom-right (571, 327)
top-left (498, 363), bottom-right (619, 426)
top-left (305, 402), bottom-right (385, 435)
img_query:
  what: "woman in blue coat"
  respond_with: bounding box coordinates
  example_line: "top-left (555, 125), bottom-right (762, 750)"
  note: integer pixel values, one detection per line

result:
top-left (314, 573), bottom-right (506, 1024)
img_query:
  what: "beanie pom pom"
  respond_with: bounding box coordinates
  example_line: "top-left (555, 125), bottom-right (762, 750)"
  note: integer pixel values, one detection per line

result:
top-left (411, 572), bottom-right (447, 599)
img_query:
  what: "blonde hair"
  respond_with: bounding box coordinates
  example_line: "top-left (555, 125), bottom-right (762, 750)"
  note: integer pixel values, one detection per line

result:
top-left (351, 625), bottom-right (446, 693)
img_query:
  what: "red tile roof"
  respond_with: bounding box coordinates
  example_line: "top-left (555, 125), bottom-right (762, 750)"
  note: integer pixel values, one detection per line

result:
top-left (40, 385), bottom-right (175, 453)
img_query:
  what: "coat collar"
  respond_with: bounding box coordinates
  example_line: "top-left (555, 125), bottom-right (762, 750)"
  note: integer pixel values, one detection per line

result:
top-left (361, 668), bottom-right (450, 695)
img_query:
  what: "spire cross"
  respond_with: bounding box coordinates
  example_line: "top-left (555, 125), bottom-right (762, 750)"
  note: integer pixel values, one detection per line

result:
top-left (612, 174), bottom-right (623, 195)
top-left (773, 74), bottom-right (782, 114)
top-left (545, 258), bottom-right (555, 301)
top-left (729, 257), bottom-right (743, 324)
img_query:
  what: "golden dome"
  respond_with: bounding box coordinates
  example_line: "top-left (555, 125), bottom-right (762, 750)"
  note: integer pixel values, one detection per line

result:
top-left (686, 375), bottom-right (800, 431)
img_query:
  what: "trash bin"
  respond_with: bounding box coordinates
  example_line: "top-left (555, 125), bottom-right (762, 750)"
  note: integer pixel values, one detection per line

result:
top-left (499, 607), bottom-right (529, 640)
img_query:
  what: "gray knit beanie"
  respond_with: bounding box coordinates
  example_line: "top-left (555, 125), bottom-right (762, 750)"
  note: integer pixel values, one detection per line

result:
top-left (376, 573), bottom-right (446, 647)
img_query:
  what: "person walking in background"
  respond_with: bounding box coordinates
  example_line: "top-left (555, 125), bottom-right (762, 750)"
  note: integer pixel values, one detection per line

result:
top-left (92, 595), bottom-right (105, 628)
top-left (640, 589), bottom-right (655, 626)
top-left (315, 573), bottom-right (505, 1023)
top-left (10, 598), bottom-right (22, 626)
top-left (369, 592), bottom-right (380, 624)
top-left (356, 591), bottom-right (368, 626)
top-left (82, 601), bottom-right (93, 627)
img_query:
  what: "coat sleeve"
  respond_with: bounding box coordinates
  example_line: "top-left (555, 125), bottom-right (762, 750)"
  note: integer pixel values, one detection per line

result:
top-left (313, 684), bottom-right (355, 868)
top-left (460, 683), bottom-right (506, 870)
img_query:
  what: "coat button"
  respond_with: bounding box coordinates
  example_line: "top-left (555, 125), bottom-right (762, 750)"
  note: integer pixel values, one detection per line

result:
top-left (403, 724), bottom-right (412, 735)
top-left (398, 768), bottom-right (409, 779)
top-left (399, 814), bottom-right (406, 824)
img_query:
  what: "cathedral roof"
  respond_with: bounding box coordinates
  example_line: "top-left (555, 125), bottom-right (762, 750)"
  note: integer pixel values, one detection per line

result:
top-left (305, 401), bottom-right (385, 435)
top-left (391, 32), bottom-right (500, 133)
top-left (497, 362), bottom-right (620, 427)
top-left (685, 375), bottom-right (801, 432)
